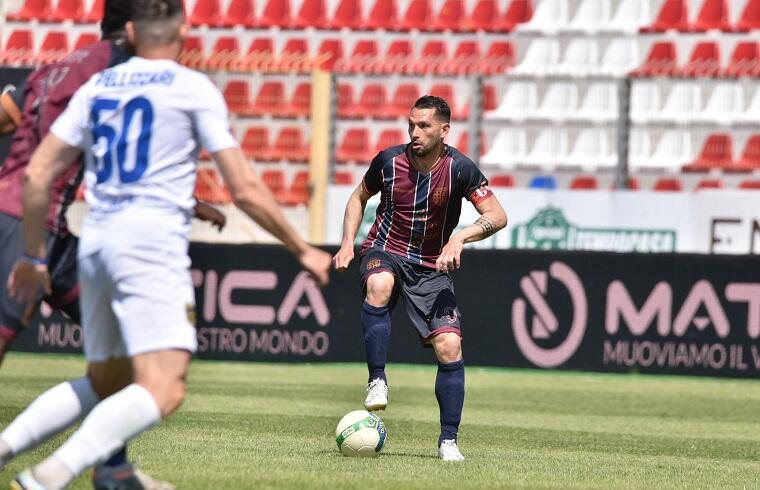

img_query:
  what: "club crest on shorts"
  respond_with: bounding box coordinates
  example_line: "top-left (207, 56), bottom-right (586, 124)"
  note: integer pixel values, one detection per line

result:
top-left (186, 303), bottom-right (197, 326)
top-left (443, 307), bottom-right (458, 324)
top-left (367, 259), bottom-right (382, 271)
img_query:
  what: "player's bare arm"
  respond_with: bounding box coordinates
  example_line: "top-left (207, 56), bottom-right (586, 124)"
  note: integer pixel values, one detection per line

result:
top-left (0, 85), bottom-right (21, 135)
top-left (436, 195), bottom-right (508, 273)
top-left (8, 134), bottom-right (80, 302)
top-left (334, 182), bottom-right (376, 271)
top-left (212, 147), bottom-right (331, 286)
top-left (193, 200), bottom-right (226, 231)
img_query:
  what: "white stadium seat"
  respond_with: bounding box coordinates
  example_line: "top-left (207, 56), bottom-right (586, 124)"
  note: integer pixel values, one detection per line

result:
top-left (630, 80), bottom-right (661, 124)
top-left (512, 38), bottom-right (561, 76)
top-left (537, 81), bottom-right (579, 120)
top-left (568, 0), bottom-right (611, 33)
top-left (486, 81), bottom-right (538, 120)
top-left (481, 127), bottom-right (528, 169)
top-left (577, 82), bottom-right (618, 122)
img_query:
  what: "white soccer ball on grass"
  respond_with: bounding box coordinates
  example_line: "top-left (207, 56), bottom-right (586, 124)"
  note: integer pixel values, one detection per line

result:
top-left (335, 410), bottom-right (387, 457)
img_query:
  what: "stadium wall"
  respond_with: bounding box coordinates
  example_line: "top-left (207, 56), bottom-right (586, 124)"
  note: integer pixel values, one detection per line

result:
top-left (14, 244), bottom-right (760, 378)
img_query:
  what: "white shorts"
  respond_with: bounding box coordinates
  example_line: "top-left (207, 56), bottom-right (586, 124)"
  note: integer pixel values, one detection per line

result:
top-left (78, 206), bottom-right (197, 362)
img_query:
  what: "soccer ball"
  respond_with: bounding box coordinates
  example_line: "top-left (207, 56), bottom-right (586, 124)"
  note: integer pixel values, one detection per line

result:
top-left (335, 410), bottom-right (387, 457)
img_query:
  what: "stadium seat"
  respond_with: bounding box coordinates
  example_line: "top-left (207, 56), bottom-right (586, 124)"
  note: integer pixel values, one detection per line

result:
top-left (734, 0), bottom-right (760, 31)
top-left (281, 171), bottom-right (310, 206)
top-left (631, 41), bottom-right (678, 76)
top-left (433, 0), bottom-right (464, 31)
top-left (336, 83), bottom-right (355, 118)
top-left (293, 0), bottom-right (327, 28)
top-left (563, 128), bottom-right (614, 170)
top-left (641, 0), bottom-right (688, 32)
top-left (336, 128), bottom-right (372, 163)
top-left (524, 128), bottom-right (568, 169)
top-left (577, 82), bottom-right (618, 122)
top-left (630, 81), bottom-right (661, 124)
top-left (683, 133), bottom-right (733, 172)
top-left (390, 84), bottom-right (421, 118)
top-left (195, 168), bottom-right (231, 204)
top-left (278, 38), bottom-right (310, 72)
top-left (375, 129), bottom-right (406, 153)
top-left (241, 127), bottom-right (272, 161)
top-left (380, 40), bottom-right (413, 74)
top-left (400, 0), bottom-right (432, 31)
top-left (272, 127), bottom-right (309, 163)
top-left (482, 84), bottom-right (497, 112)
top-left (222, 0), bottom-right (256, 27)
top-left (724, 42), bottom-right (759, 77)
top-left (569, 176), bottom-right (599, 190)
top-left (223, 80), bottom-right (253, 116)
top-left (179, 36), bottom-right (206, 70)
top-left (245, 37), bottom-right (275, 72)
top-left (695, 178), bottom-right (724, 190)
top-left (528, 175), bottom-right (557, 189)
top-left (429, 83), bottom-right (462, 120)
top-left (656, 82), bottom-right (702, 123)
top-left (455, 131), bottom-right (486, 157)
top-left (628, 129), bottom-right (653, 171)
top-left (252, 81), bottom-right (286, 116)
top-left (648, 130), bottom-right (692, 172)
top-left (690, 0), bottom-right (730, 31)
top-left (604, 0), bottom-right (650, 33)
top-left (259, 0), bottom-right (292, 28)
top-left (189, 0), bottom-right (222, 26)
top-left (556, 38), bottom-right (599, 76)
top-left (329, 0), bottom-right (362, 29)
top-left (261, 170), bottom-right (286, 198)
top-left (0, 30), bottom-right (35, 66)
top-left (680, 42), bottom-right (721, 77)
top-left (735, 135), bottom-right (760, 170)
top-left (353, 83), bottom-right (389, 119)
top-left (517, 0), bottom-right (568, 34)
top-left (537, 82), bottom-right (578, 121)
top-left (287, 82), bottom-right (311, 118)
top-left (700, 82), bottom-right (744, 124)
top-left (512, 38), bottom-right (560, 75)
top-left (481, 127), bottom-right (527, 168)
top-left (84, 0), bottom-right (103, 22)
top-left (743, 87), bottom-right (760, 123)
top-left (413, 40), bottom-right (448, 74)
top-left (7, 0), bottom-right (53, 21)
top-left (568, 0), bottom-right (611, 33)
top-left (207, 37), bottom-right (241, 71)
top-left (498, 0), bottom-right (533, 31)
top-left (38, 31), bottom-right (69, 64)
top-left (73, 33), bottom-right (99, 50)
top-left (489, 174), bottom-right (514, 187)
top-left (334, 171), bottom-right (354, 185)
top-left (465, 0), bottom-right (498, 32)
top-left (479, 41), bottom-right (515, 75)
top-left (487, 80), bottom-right (538, 120)
top-left (345, 40), bottom-right (379, 73)
top-left (653, 178), bottom-right (683, 192)
top-left (315, 39), bottom-right (343, 71)
top-left (599, 38), bottom-right (640, 76)
top-left (444, 41), bottom-right (480, 75)
top-left (52, 0), bottom-right (86, 22)
top-left (365, 0), bottom-right (398, 30)
top-left (739, 179), bottom-right (760, 190)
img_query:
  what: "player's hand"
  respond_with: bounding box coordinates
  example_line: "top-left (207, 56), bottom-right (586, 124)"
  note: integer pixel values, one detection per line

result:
top-left (194, 201), bottom-right (227, 231)
top-left (299, 246), bottom-right (332, 287)
top-left (332, 245), bottom-right (354, 272)
top-left (8, 260), bottom-right (51, 303)
top-left (436, 238), bottom-right (464, 273)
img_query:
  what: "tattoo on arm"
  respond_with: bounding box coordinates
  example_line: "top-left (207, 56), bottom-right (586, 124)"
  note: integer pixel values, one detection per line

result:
top-left (475, 216), bottom-right (496, 238)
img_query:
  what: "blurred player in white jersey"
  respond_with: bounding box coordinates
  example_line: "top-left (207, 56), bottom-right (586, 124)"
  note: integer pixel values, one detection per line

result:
top-left (5, 0), bottom-right (332, 488)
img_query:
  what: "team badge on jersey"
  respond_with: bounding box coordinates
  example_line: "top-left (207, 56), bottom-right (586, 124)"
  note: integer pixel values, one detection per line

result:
top-left (432, 187), bottom-right (449, 206)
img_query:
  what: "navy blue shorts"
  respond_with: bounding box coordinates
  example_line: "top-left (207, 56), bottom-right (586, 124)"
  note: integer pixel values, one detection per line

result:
top-left (359, 248), bottom-right (461, 345)
top-left (0, 212), bottom-right (80, 341)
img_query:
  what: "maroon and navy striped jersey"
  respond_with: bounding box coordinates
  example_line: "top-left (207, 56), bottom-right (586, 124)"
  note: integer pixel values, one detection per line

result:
top-left (360, 144), bottom-right (494, 269)
top-left (0, 41), bottom-right (129, 237)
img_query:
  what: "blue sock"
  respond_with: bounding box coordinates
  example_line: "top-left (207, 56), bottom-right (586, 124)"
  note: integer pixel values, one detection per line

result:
top-left (362, 302), bottom-right (391, 384)
top-left (100, 446), bottom-right (127, 467)
top-left (436, 359), bottom-right (465, 446)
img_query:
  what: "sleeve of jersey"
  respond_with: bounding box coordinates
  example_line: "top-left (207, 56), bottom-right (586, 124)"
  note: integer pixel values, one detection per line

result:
top-left (49, 83), bottom-right (90, 150)
top-left (361, 153), bottom-right (385, 194)
top-left (461, 161), bottom-right (493, 205)
top-left (194, 80), bottom-right (239, 153)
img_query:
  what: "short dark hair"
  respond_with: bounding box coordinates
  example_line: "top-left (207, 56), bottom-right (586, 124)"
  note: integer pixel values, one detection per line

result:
top-left (413, 95), bottom-right (451, 123)
top-left (100, 0), bottom-right (133, 38)
top-left (132, 0), bottom-right (185, 22)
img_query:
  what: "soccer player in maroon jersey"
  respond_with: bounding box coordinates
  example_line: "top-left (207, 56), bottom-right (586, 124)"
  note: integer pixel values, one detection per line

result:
top-left (333, 95), bottom-right (508, 461)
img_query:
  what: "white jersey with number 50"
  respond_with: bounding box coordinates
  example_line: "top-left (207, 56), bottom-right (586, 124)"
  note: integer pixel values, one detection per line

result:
top-left (51, 56), bottom-right (238, 215)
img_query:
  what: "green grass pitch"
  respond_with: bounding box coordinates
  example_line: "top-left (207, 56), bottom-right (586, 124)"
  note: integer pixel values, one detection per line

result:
top-left (2, 353), bottom-right (760, 489)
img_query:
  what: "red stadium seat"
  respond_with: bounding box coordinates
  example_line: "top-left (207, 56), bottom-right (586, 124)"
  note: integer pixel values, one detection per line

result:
top-left (400, 0), bottom-right (432, 31)
top-left (653, 178), bottom-right (683, 192)
top-left (287, 82), bottom-right (312, 118)
top-left (241, 127), bottom-right (272, 161)
top-left (189, 0), bottom-right (222, 26)
top-left (294, 0), bottom-right (327, 29)
top-left (413, 40), bottom-right (448, 74)
top-left (280, 171), bottom-right (310, 206)
top-left (641, 0), bottom-right (688, 32)
top-left (261, 170), bottom-right (286, 196)
top-left (375, 129), bottom-right (405, 153)
top-left (336, 128), bottom-right (372, 163)
top-left (329, 0), bottom-right (362, 29)
top-left (489, 174), bottom-right (514, 187)
top-left (7, 0), bottom-right (53, 21)
top-left (434, 0), bottom-right (464, 31)
top-left (38, 31), bottom-right (69, 64)
top-left (695, 178), bottom-right (724, 190)
top-left (390, 84), bottom-right (421, 118)
top-left (739, 179), bottom-right (760, 190)
top-left (444, 40), bottom-right (480, 75)
top-left (631, 41), bottom-right (678, 76)
top-left (569, 176), bottom-right (599, 190)
top-left (482, 84), bottom-right (497, 112)
top-left (222, 0), bottom-right (256, 27)
top-left (74, 33), bottom-right (99, 50)
top-left (456, 131), bottom-right (487, 157)
top-left (252, 82), bottom-right (286, 117)
top-left (465, 0), bottom-right (498, 32)
top-left (380, 40), bottom-right (413, 74)
top-left (616, 177), bottom-right (640, 190)
top-left (345, 40), bottom-right (379, 73)
top-left (735, 135), bottom-right (760, 170)
top-left (179, 36), bottom-right (206, 70)
top-left (259, 0), bottom-right (292, 28)
top-left (223, 81), bottom-right (252, 116)
top-left (279, 38), bottom-right (311, 72)
top-left (0, 30), bottom-right (35, 66)
top-left (735, 0), bottom-right (760, 31)
top-left (315, 39), bottom-right (343, 71)
top-left (353, 83), bottom-right (388, 119)
top-left (498, 0), bottom-right (533, 31)
top-left (365, 0), bottom-right (398, 30)
top-left (207, 36), bottom-right (241, 71)
top-left (429, 83), bottom-right (461, 120)
top-left (272, 127), bottom-right (309, 163)
top-left (479, 41), bottom-right (515, 75)
top-left (337, 83), bottom-right (355, 118)
top-left (724, 42), bottom-right (759, 77)
top-left (680, 42), bottom-right (721, 77)
top-left (245, 37), bottom-right (275, 72)
top-left (691, 0), bottom-right (730, 31)
top-left (334, 171), bottom-right (354, 185)
top-left (195, 169), bottom-right (231, 205)
top-left (52, 0), bottom-right (86, 22)
top-left (683, 133), bottom-right (734, 171)
top-left (84, 0), bottom-right (103, 22)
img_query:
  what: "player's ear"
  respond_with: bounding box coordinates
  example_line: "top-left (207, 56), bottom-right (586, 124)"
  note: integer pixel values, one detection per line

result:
top-left (440, 121), bottom-right (450, 138)
top-left (125, 21), bottom-right (137, 46)
top-left (178, 22), bottom-right (190, 43)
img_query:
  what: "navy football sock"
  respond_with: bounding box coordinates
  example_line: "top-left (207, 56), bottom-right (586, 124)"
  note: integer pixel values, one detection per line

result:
top-left (362, 302), bottom-right (391, 384)
top-left (436, 359), bottom-right (465, 445)
top-left (100, 446), bottom-right (127, 467)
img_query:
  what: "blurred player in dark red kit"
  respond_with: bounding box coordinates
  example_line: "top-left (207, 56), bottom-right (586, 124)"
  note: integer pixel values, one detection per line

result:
top-left (333, 95), bottom-right (508, 461)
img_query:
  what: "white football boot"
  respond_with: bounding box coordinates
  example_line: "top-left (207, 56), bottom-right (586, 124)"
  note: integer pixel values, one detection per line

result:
top-left (438, 439), bottom-right (465, 462)
top-left (363, 378), bottom-right (388, 411)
